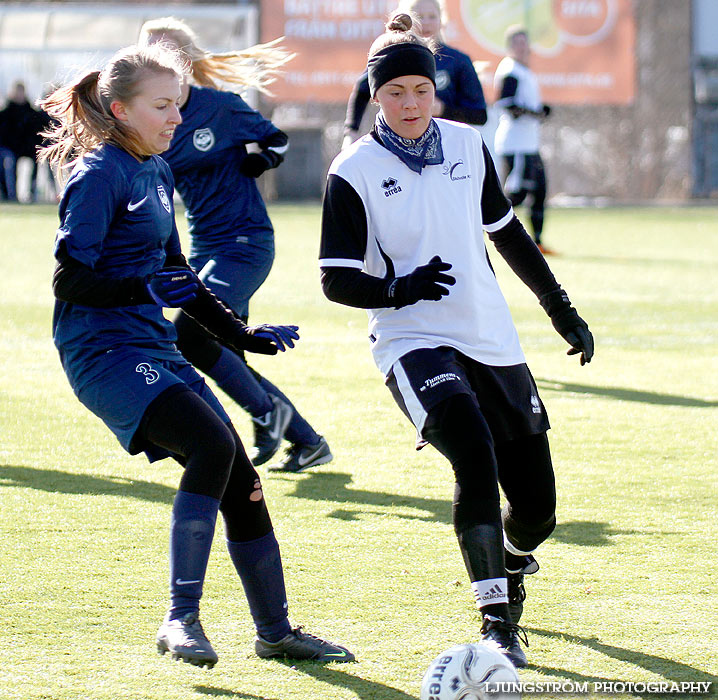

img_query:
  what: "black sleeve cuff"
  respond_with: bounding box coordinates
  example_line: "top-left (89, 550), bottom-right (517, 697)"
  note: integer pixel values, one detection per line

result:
top-left (320, 266), bottom-right (391, 309)
top-left (53, 250), bottom-right (151, 307)
top-left (539, 288), bottom-right (572, 316)
top-left (180, 284), bottom-right (247, 340)
top-left (257, 129), bottom-right (288, 150)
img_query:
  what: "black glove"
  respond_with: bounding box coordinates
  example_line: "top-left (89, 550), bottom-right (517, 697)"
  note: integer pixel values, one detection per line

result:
top-left (239, 152), bottom-right (273, 178)
top-left (540, 289), bottom-right (594, 365)
top-left (386, 255), bottom-right (456, 308)
top-left (542, 104), bottom-right (551, 118)
top-left (145, 267), bottom-right (199, 307)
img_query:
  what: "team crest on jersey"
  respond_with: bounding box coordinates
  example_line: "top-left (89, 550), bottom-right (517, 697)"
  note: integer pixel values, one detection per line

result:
top-left (156, 185), bottom-right (171, 213)
top-left (435, 69), bottom-right (450, 91)
top-left (443, 159), bottom-right (471, 181)
top-left (381, 177), bottom-right (402, 197)
top-left (193, 128), bottom-right (215, 152)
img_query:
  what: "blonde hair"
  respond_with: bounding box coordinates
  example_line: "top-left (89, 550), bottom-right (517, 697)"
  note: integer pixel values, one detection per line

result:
top-left (139, 17), bottom-right (293, 93)
top-left (368, 11), bottom-right (436, 58)
top-left (38, 43), bottom-right (186, 175)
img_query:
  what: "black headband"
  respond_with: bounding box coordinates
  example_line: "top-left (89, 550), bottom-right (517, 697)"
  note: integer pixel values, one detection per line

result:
top-left (367, 42), bottom-right (436, 96)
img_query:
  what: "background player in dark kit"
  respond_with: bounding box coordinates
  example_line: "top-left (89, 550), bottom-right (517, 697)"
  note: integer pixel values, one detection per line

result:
top-left (140, 18), bottom-right (332, 472)
top-left (321, 12), bottom-right (593, 668)
top-left (342, 0), bottom-right (487, 150)
top-left (40, 43), bottom-right (353, 667)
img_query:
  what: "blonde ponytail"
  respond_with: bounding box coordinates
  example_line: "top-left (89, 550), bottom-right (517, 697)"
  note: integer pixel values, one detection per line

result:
top-left (140, 17), bottom-right (293, 93)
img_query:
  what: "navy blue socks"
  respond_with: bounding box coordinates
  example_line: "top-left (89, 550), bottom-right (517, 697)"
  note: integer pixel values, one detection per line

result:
top-left (210, 348), bottom-right (320, 447)
top-left (168, 490), bottom-right (221, 621)
top-left (211, 347), bottom-right (273, 417)
top-left (226, 531), bottom-right (292, 642)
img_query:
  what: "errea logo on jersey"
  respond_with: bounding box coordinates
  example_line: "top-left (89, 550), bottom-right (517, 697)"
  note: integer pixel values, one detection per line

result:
top-left (193, 128), bottom-right (215, 152)
top-left (381, 177), bottom-right (402, 197)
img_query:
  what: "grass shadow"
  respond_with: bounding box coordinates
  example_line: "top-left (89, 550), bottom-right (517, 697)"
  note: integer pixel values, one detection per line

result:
top-left (528, 627), bottom-right (718, 697)
top-left (537, 379), bottom-right (718, 408)
top-left (284, 471), bottom-right (452, 524)
top-left (0, 466), bottom-right (662, 551)
top-left (196, 664), bottom-right (417, 700)
top-left (0, 464), bottom-right (175, 504)
top-left (194, 688), bottom-right (282, 700)
top-left (552, 520), bottom-right (640, 546)
top-left (286, 473), bottom-right (635, 551)
top-left (273, 662), bottom-right (417, 700)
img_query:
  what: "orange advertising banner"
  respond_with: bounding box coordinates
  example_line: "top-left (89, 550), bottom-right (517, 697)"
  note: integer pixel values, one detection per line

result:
top-left (261, 0), bottom-right (396, 103)
top-left (261, 0), bottom-right (635, 104)
top-left (447, 0), bottom-right (635, 104)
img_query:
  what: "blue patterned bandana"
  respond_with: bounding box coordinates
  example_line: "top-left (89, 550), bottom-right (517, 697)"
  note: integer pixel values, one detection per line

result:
top-left (374, 112), bottom-right (444, 174)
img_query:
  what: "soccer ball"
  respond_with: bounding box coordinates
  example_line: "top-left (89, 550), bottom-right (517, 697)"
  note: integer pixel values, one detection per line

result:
top-left (420, 642), bottom-right (521, 700)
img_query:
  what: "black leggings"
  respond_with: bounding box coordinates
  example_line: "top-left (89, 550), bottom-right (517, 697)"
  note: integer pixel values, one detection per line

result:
top-left (497, 433), bottom-right (556, 552)
top-left (173, 310), bottom-right (224, 373)
top-left (140, 387), bottom-right (273, 541)
top-left (423, 393), bottom-right (556, 550)
top-left (503, 153), bottom-right (547, 241)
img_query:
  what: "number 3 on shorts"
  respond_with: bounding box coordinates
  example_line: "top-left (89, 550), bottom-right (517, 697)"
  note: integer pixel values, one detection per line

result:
top-left (136, 362), bottom-right (160, 385)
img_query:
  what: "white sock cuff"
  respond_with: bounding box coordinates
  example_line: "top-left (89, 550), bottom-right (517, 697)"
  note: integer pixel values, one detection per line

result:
top-left (503, 533), bottom-right (534, 557)
top-left (471, 577), bottom-right (508, 607)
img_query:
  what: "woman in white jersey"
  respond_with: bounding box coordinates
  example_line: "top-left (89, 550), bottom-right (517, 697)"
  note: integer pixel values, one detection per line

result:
top-left (494, 25), bottom-right (553, 253)
top-left (320, 11), bottom-right (593, 668)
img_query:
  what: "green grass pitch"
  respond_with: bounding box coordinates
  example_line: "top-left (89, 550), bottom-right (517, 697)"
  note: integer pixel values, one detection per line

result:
top-left (0, 202), bottom-right (716, 700)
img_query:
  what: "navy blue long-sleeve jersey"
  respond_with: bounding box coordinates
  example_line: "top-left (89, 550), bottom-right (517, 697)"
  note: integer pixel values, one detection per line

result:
top-left (161, 86), bottom-right (287, 260)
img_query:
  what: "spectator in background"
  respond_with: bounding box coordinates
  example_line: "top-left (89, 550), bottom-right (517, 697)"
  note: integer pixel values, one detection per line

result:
top-left (494, 26), bottom-right (554, 254)
top-left (0, 81), bottom-right (40, 202)
top-left (0, 90), bottom-right (15, 201)
top-left (342, 0), bottom-right (487, 149)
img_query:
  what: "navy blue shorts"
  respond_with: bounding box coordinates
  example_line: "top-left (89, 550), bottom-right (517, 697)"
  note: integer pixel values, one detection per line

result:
top-left (386, 346), bottom-right (549, 444)
top-left (76, 346), bottom-right (229, 457)
top-left (190, 253), bottom-right (274, 320)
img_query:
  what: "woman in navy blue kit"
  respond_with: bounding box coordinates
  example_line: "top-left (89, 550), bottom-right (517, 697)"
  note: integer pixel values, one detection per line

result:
top-left (139, 18), bottom-right (331, 473)
top-left (40, 43), bottom-right (353, 668)
top-left (343, 0), bottom-right (487, 149)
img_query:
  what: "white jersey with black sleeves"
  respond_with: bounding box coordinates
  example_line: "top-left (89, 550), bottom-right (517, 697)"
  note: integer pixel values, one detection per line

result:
top-left (320, 118), bottom-right (525, 376)
top-left (493, 57), bottom-right (542, 155)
